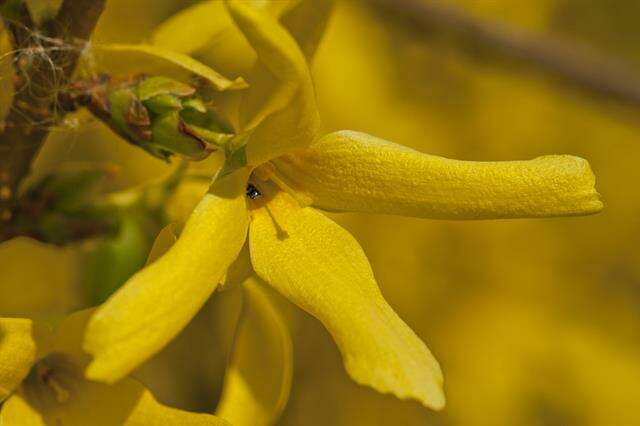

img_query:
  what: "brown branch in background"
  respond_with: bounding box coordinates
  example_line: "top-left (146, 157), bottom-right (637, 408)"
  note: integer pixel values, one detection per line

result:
top-left (45, 0), bottom-right (107, 77)
top-left (368, 0), bottom-right (640, 107)
top-left (2, 0), bottom-right (33, 50)
top-left (0, 0), bottom-right (106, 235)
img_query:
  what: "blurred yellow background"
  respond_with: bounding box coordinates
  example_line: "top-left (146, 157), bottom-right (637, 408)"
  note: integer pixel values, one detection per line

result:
top-left (2, 1), bottom-right (640, 425)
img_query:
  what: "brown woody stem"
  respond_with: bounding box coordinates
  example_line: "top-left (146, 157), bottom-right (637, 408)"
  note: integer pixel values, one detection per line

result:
top-left (0, 0), bottom-right (106, 237)
top-left (369, 0), bottom-right (640, 108)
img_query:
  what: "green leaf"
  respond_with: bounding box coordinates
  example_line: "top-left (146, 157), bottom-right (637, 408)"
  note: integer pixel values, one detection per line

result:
top-left (95, 44), bottom-right (248, 91)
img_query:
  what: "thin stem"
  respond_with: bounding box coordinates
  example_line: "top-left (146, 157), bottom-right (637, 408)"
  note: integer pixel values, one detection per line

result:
top-left (368, 0), bottom-right (640, 107)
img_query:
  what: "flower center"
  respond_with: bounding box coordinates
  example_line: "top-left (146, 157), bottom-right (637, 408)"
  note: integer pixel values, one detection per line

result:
top-left (22, 353), bottom-right (81, 407)
top-left (246, 183), bottom-right (262, 200)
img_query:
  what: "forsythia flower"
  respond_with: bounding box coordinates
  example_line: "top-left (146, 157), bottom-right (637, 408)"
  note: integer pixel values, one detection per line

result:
top-left (0, 310), bottom-right (228, 425)
top-left (83, 0), bottom-right (602, 419)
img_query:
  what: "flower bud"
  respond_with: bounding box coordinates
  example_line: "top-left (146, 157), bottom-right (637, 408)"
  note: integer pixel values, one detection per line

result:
top-left (61, 75), bottom-right (234, 161)
top-left (7, 166), bottom-right (119, 245)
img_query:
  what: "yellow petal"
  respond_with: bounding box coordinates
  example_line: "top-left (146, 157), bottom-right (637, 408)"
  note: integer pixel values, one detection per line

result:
top-left (0, 318), bottom-right (49, 402)
top-left (249, 188), bottom-right (445, 409)
top-left (166, 177), bottom-right (211, 224)
top-left (219, 241), bottom-right (253, 291)
top-left (50, 309), bottom-right (96, 362)
top-left (0, 393), bottom-right (45, 425)
top-left (4, 377), bottom-right (228, 426)
top-left (151, 0), bottom-right (298, 55)
top-left (84, 170), bottom-right (250, 383)
top-left (226, 0), bottom-right (321, 165)
top-left (216, 277), bottom-right (292, 425)
top-left (274, 130), bottom-right (603, 219)
top-left (150, 0), bottom-right (328, 82)
top-left (151, 0), bottom-right (231, 55)
top-left (94, 43), bottom-right (247, 90)
top-left (145, 223), bottom-right (179, 266)
top-left (280, 0), bottom-right (333, 61)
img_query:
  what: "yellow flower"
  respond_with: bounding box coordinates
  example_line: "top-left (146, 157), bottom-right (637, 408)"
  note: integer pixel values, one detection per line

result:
top-left (0, 310), bottom-right (228, 425)
top-left (83, 0), bottom-right (602, 418)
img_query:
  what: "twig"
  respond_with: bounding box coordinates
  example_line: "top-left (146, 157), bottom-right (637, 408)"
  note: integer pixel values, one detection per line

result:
top-left (368, 0), bottom-right (640, 108)
top-left (0, 0), bottom-right (106, 233)
top-left (2, 0), bottom-right (34, 50)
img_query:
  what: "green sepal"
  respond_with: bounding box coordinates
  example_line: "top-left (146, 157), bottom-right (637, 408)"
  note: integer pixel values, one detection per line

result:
top-left (136, 76), bottom-right (196, 101)
top-left (182, 97), bottom-right (207, 113)
top-left (143, 93), bottom-right (183, 114)
top-left (108, 87), bottom-right (152, 141)
top-left (184, 123), bottom-right (234, 148)
top-left (150, 111), bottom-right (209, 160)
top-left (108, 87), bottom-right (137, 134)
top-left (180, 105), bottom-right (233, 134)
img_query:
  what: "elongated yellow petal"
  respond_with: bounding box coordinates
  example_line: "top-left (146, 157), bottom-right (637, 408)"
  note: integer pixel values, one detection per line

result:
top-left (0, 318), bottom-right (49, 402)
top-left (94, 44), bottom-right (247, 90)
top-left (274, 130), bottom-right (603, 219)
top-left (216, 277), bottom-right (292, 425)
top-left (226, 0), bottom-right (320, 165)
top-left (84, 171), bottom-right (250, 383)
top-left (0, 393), bottom-right (45, 425)
top-left (3, 378), bottom-right (229, 426)
top-left (249, 189), bottom-right (445, 409)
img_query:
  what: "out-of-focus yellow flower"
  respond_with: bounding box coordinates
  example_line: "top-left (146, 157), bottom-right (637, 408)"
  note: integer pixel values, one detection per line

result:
top-left (82, 0), bottom-right (602, 418)
top-left (216, 277), bottom-right (292, 426)
top-left (0, 310), bottom-right (227, 425)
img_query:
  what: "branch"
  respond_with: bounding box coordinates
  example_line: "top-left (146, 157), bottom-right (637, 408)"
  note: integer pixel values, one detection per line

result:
top-left (0, 0), bottom-right (106, 230)
top-left (45, 0), bottom-right (107, 76)
top-left (1, 0), bottom-right (34, 50)
top-left (368, 0), bottom-right (640, 108)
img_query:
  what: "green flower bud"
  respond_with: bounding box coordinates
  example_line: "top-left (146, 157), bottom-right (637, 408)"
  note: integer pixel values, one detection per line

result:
top-left (61, 75), bottom-right (235, 161)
